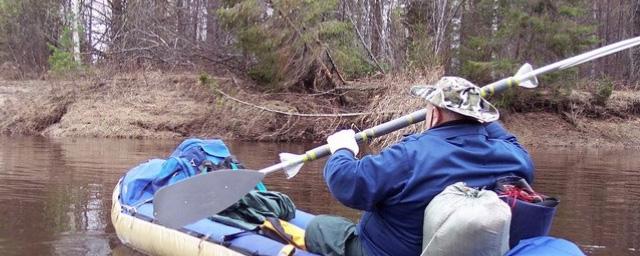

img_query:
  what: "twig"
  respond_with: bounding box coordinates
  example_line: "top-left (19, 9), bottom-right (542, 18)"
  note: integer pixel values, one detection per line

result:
top-left (324, 50), bottom-right (347, 84)
top-left (212, 87), bottom-right (397, 117)
top-left (336, 84), bottom-right (387, 91)
top-left (140, 64), bottom-right (149, 87)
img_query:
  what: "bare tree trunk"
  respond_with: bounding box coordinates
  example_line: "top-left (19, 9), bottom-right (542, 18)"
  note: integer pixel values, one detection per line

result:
top-left (345, 0), bottom-right (385, 73)
top-left (432, 0), bottom-right (463, 56)
top-left (381, 0), bottom-right (394, 66)
top-left (110, 0), bottom-right (124, 44)
top-left (71, 0), bottom-right (82, 63)
top-left (631, 0), bottom-right (640, 82)
top-left (432, 0), bottom-right (446, 55)
top-left (449, 0), bottom-right (462, 74)
top-left (590, 0), bottom-right (598, 78)
top-left (489, 0), bottom-right (498, 79)
top-left (192, 0), bottom-right (204, 42)
top-left (176, 0), bottom-right (186, 35)
top-left (86, 0), bottom-right (94, 62)
top-left (205, 0), bottom-right (220, 45)
top-left (604, 1), bottom-right (611, 75)
top-left (370, 0), bottom-right (383, 57)
top-left (619, 0), bottom-right (633, 80)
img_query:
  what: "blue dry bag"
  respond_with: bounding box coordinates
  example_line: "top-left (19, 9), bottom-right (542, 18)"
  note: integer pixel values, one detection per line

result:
top-left (120, 138), bottom-right (266, 206)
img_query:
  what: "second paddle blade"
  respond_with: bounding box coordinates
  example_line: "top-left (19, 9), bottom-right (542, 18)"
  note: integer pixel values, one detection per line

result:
top-left (153, 169), bottom-right (265, 229)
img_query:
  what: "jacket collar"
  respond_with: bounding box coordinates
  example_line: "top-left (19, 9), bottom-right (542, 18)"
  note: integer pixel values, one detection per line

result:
top-left (423, 120), bottom-right (488, 138)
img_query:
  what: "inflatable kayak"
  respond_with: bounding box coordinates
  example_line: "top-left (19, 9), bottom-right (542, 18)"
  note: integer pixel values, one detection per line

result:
top-left (111, 138), bottom-right (585, 256)
top-left (111, 138), bottom-right (322, 255)
top-left (111, 180), bottom-right (319, 256)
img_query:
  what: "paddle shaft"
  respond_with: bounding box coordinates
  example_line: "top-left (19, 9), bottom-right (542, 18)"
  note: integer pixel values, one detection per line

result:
top-left (481, 36), bottom-right (640, 98)
top-left (259, 82), bottom-right (507, 176)
top-left (261, 33), bottom-right (640, 175)
top-left (259, 109), bottom-right (428, 175)
top-left (154, 36), bottom-right (640, 229)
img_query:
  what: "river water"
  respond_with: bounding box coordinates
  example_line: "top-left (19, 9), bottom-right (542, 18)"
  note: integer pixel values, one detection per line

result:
top-left (0, 136), bottom-right (638, 255)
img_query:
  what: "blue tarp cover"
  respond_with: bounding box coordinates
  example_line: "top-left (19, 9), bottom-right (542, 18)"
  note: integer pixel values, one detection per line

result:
top-left (120, 138), bottom-right (232, 206)
top-left (507, 236), bottom-right (585, 256)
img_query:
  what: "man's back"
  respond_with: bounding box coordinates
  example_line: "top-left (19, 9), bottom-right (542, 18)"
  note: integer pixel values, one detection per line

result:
top-left (324, 121), bottom-right (534, 256)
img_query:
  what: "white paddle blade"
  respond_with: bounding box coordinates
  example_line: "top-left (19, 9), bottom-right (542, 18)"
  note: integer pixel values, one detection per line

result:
top-left (514, 63), bottom-right (539, 88)
top-left (279, 153), bottom-right (304, 179)
top-left (153, 170), bottom-right (265, 229)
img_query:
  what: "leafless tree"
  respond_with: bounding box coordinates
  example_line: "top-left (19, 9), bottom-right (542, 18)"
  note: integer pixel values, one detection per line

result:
top-left (2, 0), bottom-right (640, 85)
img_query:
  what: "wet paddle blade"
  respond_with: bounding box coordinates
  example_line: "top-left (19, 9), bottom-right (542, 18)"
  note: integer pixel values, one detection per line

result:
top-left (153, 170), bottom-right (265, 229)
top-left (279, 153), bottom-right (304, 179)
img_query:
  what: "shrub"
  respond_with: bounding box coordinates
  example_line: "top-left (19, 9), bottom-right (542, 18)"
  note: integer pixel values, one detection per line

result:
top-left (218, 0), bottom-right (373, 90)
top-left (593, 77), bottom-right (613, 106)
top-left (48, 27), bottom-right (81, 74)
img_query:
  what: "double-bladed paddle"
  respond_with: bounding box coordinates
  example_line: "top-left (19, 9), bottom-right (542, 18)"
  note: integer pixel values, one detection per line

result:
top-left (154, 36), bottom-right (640, 229)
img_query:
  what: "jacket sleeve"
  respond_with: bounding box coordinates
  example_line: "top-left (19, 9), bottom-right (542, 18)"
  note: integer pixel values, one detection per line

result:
top-left (323, 143), bottom-right (410, 211)
top-left (484, 121), bottom-right (535, 182)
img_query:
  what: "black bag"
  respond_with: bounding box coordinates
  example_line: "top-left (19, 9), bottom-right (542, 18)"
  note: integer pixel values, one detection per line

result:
top-left (494, 176), bottom-right (559, 248)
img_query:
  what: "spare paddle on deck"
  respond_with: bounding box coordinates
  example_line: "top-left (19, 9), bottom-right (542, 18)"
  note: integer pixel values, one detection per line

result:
top-left (154, 36), bottom-right (640, 229)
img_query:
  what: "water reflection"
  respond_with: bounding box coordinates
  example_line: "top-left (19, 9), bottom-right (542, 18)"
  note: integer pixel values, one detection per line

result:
top-left (0, 136), bottom-right (638, 255)
top-left (531, 147), bottom-right (640, 256)
top-left (0, 136), bottom-right (178, 256)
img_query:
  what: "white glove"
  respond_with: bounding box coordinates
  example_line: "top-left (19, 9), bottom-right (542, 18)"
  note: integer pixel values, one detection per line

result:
top-left (327, 129), bottom-right (359, 155)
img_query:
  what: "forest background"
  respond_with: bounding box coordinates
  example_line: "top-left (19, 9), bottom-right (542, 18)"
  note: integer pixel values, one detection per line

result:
top-left (2, 0), bottom-right (640, 148)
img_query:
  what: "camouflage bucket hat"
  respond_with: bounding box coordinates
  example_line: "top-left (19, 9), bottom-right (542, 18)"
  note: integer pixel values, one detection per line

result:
top-left (410, 76), bottom-right (499, 123)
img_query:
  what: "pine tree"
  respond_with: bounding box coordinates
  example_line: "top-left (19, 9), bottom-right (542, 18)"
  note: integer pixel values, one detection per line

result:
top-left (217, 0), bottom-right (373, 91)
top-left (460, 0), bottom-right (597, 86)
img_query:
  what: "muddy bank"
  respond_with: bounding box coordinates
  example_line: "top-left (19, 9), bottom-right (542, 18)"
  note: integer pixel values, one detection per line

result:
top-left (0, 72), bottom-right (369, 141)
top-left (1, 72), bottom-right (640, 148)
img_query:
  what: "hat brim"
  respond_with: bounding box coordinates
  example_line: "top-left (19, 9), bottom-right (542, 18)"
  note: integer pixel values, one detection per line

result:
top-left (410, 85), bottom-right (499, 123)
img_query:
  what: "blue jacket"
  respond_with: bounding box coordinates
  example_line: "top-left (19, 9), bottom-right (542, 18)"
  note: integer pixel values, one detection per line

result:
top-left (323, 121), bottom-right (534, 256)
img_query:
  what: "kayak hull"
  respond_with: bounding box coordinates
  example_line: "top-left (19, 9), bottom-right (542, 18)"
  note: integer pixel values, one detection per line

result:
top-left (111, 183), bottom-right (244, 256)
top-left (112, 179), bottom-right (318, 256)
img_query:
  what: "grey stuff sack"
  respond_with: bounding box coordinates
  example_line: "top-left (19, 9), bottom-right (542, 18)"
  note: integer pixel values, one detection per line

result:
top-left (421, 182), bottom-right (511, 256)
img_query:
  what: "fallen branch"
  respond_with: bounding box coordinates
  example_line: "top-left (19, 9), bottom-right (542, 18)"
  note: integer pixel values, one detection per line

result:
top-left (211, 87), bottom-right (397, 117)
top-left (336, 84), bottom-right (387, 91)
top-left (324, 49), bottom-right (347, 84)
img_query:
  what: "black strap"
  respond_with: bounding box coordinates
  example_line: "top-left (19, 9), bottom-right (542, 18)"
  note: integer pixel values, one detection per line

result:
top-left (223, 228), bottom-right (260, 242)
top-left (265, 217), bottom-right (295, 243)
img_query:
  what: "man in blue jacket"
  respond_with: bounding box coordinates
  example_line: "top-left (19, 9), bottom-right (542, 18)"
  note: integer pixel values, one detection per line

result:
top-left (304, 77), bottom-right (535, 256)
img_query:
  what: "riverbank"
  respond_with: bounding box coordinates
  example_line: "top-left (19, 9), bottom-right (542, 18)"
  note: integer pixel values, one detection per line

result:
top-left (2, 72), bottom-right (640, 148)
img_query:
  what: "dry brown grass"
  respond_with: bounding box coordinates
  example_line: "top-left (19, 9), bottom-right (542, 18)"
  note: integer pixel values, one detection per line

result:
top-left (0, 72), bottom-right (218, 138)
top-left (200, 81), bottom-right (371, 142)
top-left (361, 76), bottom-right (640, 150)
top-left (3, 69), bottom-right (640, 149)
top-left (0, 81), bottom-right (74, 135)
top-left (0, 62), bottom-right (22, 80)
top-left (606, 90), bottom-right (640, 115)
top-left (505, 111), bottom-right (640, 148)
top-left (358, 69), bottom-right (443, 149)
top-left (0, 70), bottom-right (394, 141)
